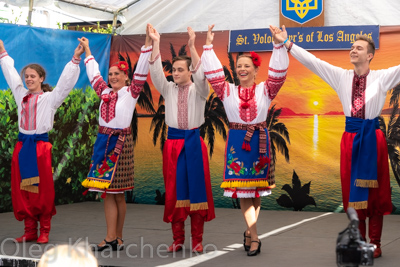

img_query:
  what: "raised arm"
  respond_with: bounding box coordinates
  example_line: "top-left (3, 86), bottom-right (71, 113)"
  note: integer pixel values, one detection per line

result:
top-left (48, 43), bottom-right (82, 109)
top-left (79, 37), bottom-right (109, 97)
top-left (0, 40), bottom-right (29, 103)
top-left (128, 24), bottom-right (153, 99)
top-left (270, 25), bottom-right (345, 91)
top-left (0, 40), bottom-right (4, 54)
top-left (187, 26), bottom-right (209, 98)
top-left (260, 26), bottom-right (289, 100)
top-left (201, 24), bottom-right (228, 100)
top-left (149, 24), bottom-right (160, 62)
top-left (148, 24), bottom-right (169, 96)
top-left (188, 27), bottom-right (200, 69)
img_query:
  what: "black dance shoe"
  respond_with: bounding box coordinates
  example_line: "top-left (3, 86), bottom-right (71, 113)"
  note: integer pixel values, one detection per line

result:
top-left (243, 231), bottom-right (251, 251)
top-left (117, 237), bottom-right (124, 251)
top-left (93, 239), bottom-right (118, 252)
top-left (247, 240), bottom-right (261, 256)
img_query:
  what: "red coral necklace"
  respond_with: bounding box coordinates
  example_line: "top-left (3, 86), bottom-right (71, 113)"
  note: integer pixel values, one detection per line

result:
top-left (238, 83), bottom-right (256, 109)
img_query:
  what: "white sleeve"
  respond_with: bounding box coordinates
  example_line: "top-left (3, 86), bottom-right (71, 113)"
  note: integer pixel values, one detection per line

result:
top-left (201, 44), bottom-right (228, 100)
top-left (0, 51), bottom-right (27, 104)
top-left (48, 56), bottom-right (81, 109)
top-left (290, 44), bottom-right (345, 92)
top-left (191, 59), bottom-right (209, 99)
top-left (375, 64), bottom-right (400, 93)
top-left (264, 43), bottom-right (289, 100)
top-left (149, 53), bottom-right (169, 97)
top-left (129, 45), bottom-right (153, 98)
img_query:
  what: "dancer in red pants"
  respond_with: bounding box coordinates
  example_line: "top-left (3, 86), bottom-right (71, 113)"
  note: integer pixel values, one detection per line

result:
top-left (148, 24), bottom-right (215, 253)
top-left (271, 24), bottom-right (395, 258)
top-left (0, 39), bottom-right (83, 243)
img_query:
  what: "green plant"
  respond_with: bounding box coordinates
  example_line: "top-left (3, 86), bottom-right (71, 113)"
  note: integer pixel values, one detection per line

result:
top-left (0, 7), bottom-right (23, 24)
top-left (0, 88), bottom-right (101, 212)
top-left (50, 88), bottom-right (100, 204)
top-left (0, 89), bottom-right (18, 212)
top-left (82, 22), bottom-right (114, 34)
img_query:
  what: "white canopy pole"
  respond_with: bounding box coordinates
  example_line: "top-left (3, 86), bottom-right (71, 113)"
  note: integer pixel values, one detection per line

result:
top-left (112, 11), bottom-right (118, 34)
top-left (27, 0), bottom-right (34, 25)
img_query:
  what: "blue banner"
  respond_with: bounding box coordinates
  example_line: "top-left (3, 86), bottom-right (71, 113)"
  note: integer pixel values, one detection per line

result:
top-left (0, 23), bottom-right (111, 90)
top-left (229, 25), bottom-right (380, 52)
top-left (281, 0), bottom-right (323, 25)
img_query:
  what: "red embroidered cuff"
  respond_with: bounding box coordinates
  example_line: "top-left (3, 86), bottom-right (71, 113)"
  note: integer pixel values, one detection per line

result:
top-left (72, 56), bottom-right (81, 64)
top-left (84, 56), bottom-right (95, 66)
top-left (287, 42), bottom-right (294, 53)
top-left (191, 59), bottom-right (202, 74)
top-left (203, 44), bottom-right (213, 51)
top-left (273, 43), bottom-right (284, 49)
top-left (0, 50), bottom-right (8, 59)
top-left (141, 45), bottom-right (153, 53)
top-left (149, 53), bottom-right (160, 65)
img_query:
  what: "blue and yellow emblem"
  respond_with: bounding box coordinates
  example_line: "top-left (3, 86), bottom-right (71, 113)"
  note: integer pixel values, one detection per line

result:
top-left (281, 0), bottom-right (323, 24)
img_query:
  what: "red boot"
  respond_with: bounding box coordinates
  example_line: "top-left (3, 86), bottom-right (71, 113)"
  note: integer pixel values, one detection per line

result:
top-left (37, 215), bottom-right (51, 244)
top-left (358, 219), bottom-right (366, 241)
top-left (15, 217), bottom-right (38, 243)
top-left (369, 215), bottom-right (383, 258)
top-left (168, 221), bottom-right (185, 252)
top-left (190, 213), bottom-right (204, 253)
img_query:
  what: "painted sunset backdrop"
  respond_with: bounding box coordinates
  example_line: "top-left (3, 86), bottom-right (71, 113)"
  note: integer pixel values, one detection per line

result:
top-left (109, 29), bottom-right (400, 213)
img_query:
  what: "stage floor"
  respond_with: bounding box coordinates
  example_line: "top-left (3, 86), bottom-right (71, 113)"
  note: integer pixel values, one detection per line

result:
top-left (0, 202), bottom-right (399, 266)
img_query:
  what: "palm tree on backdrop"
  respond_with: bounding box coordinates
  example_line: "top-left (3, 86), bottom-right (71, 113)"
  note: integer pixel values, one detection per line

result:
top-left (276, 170), bottom-right (316, 211)
top-left (150, 43), bottom-right (229, 158)
top-left (200, 92), bottom-right (229, 156)
top-left (378, 83), bottom-right (400, 188)
top-left (118, 52), bottom-right (156, 144)
top-left (266, 104), bottom-right (290, 175)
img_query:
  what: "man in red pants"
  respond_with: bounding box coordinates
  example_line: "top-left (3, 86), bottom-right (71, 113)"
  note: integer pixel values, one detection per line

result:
top-left (148, 24), bottom-right (215, 253)
top-left (0, 40), bottom-right (82, 244)
top-left (271, 25), bottom-right (397, 258)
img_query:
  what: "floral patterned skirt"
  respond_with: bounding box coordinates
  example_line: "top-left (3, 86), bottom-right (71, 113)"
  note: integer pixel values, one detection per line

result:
top-left (89, 134), bottom-right (134, 194)
top-left (221, 128), bottom-right (275, 198)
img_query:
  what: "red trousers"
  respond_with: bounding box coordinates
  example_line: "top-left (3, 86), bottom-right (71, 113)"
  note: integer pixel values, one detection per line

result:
top-left (162, 137), bottom-right (215, 223)
top-left (11, 141), bottom-right (56, 221)
top-left (340, 130), bottom-right (392, 217)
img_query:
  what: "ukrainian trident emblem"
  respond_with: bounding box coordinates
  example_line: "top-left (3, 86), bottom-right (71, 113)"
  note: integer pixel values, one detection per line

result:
top-left (281, 0), bottom-right (323, 24)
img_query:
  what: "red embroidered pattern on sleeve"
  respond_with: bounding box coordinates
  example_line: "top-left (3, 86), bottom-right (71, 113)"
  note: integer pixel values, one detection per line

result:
top-left (0, 51), bottom-right (8, 59)
top-left (71, 56), bottom-right (81, 65)
top-left (92, 75), bottom-right (109, 97)
top-left (191, 59), bottom-right (201, 74)
top-left (128, 78), bottom-right (145, 98)
top-left (149, 53), bottom-right (160, 65)
top-left (265, 68), bottom-right (287, 100)
top-left (84, 57), bottom-right (94, 65)
top-left (205, 70), bottom-right (227, 100)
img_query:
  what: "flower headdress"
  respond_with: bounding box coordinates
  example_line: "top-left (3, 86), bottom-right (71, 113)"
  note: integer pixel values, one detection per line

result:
top-left (111, 61), bottom-right (129, 75)
top-left (249, 51), bottom-right (261, 67)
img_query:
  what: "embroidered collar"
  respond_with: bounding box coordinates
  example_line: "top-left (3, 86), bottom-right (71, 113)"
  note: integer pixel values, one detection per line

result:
top-left (353, 69), bottom-right (370, 79)
top-left (238, 83), bottom-right (256, 102)
top-left (23, 91), bottom-right (43, 102)
top-left (177, 81), bottom-right (193, 90)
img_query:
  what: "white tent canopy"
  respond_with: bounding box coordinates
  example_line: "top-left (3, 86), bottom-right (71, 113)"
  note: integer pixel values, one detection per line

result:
top-left (119, 0), bottom-right (400, 34)
top-left (2, 0), bottom-right (400, 34)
